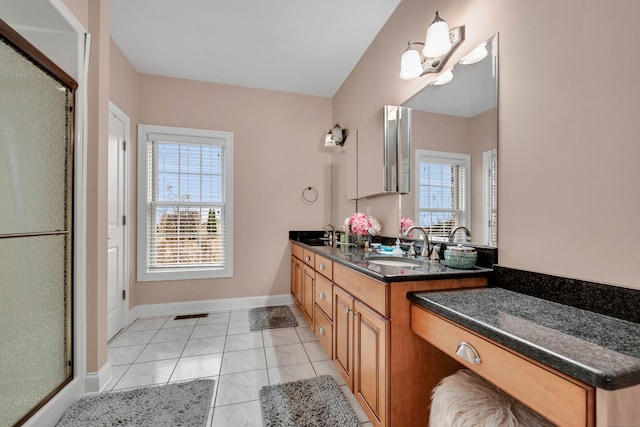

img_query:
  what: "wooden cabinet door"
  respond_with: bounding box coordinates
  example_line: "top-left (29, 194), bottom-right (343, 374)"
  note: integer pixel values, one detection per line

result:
top-left (354, 300), bottom-right (389, 427)
top-left (291, 257), bottom-right (303, 306)
top-left (333, 286), bottom-right (355, 387)
top-left (302, 265), bottom-right (315, 324)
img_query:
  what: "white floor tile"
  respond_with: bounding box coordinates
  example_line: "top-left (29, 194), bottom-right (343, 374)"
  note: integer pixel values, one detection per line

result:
top-left (264, 343), bottom-right (308, 368)
top-left (192, 322), bottom-right (229, 339)
top-left (151, 326), bottom-right (194, 343)
top-left (126, 316), bottom-right (168, 331)
top-left (267, 362), bottom-right (316, 385)
top-left (229, 309), bottom-right (250, 322)
top-left (182, 336), bottom-right (226, 357)
top-left (224, 332), bottom-right (263, 352)
top-left (112, 359), bottom-right (177, 390)
top-left (340, 384), bottom-right (369, 423)
top-left (262, 328), bottom-right (300, 347)
top-left (303, 341), bottom-right (330, 362)
top-left (295, 326), bottom-right (318, 343)
top-left (197, 311), bottom-right (231, 325)
top-left (170, 354), bottom-right (223, 382)
top-left (105, 306), bottom-right (370, 426)
top-left (108, 344), bottom-right (146, 366)
top-left (109, 330), bottom-right (157, 347)
top-left (311, 360), bottom-right (346, 386)
top-left (137, 340), bottom-right (187, 363)
top-left (226, 320), bottom-right (251, 336)
top-left (211, 400), bottom-right (262, 427)
top-left (221, 348), bottom-right (266, 374)
top-left (162, 317), bottom-right (199, 329)
top-left (107, 364), bottom-right (130, 391)
top-left (215, 369), bottom-right (269, 407)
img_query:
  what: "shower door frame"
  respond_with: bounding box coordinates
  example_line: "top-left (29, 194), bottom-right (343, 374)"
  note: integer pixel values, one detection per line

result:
top-left (0, 18), bottom-right (77, 426)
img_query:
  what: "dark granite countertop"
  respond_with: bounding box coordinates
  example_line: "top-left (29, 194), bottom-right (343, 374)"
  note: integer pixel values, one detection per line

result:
top-left (408, 287), bottom-right (640, 390)
top-left (292, 241), bottom-right (492, 283)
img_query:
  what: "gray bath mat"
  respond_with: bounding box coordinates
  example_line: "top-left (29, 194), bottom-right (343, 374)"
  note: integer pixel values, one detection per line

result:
top-left (259, 375), bottom-right (360, 427)
top-left (248, 305), bottom-right (298, 331)
top-left (56, 379), bottom-right (215, 427)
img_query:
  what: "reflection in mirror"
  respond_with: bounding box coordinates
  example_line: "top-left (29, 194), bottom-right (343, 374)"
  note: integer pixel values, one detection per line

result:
top-left (400, 34), bottom-right (498, 247)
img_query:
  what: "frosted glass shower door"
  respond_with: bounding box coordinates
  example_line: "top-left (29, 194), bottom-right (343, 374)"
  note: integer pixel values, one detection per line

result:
top-left (0, 25), bottom-right (74, 426)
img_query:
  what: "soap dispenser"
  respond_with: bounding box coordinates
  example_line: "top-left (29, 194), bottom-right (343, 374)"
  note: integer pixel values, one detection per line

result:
top-left (391, 239), bottom-right (405, 256)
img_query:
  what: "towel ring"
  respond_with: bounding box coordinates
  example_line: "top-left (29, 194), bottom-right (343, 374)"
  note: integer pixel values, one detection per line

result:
top-left (301, 186), bottom-right (318, 204)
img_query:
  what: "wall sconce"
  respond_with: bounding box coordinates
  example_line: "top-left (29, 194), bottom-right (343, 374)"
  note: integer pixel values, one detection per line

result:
top-left (399, 11), bottom-right (465, 80)
top-left (325, 124), bottom-right (348, 147)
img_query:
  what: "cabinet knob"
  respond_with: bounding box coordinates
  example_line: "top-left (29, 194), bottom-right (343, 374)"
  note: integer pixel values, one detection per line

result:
top-left (345, 306), bottom-right (350, 314)
top-left (319, 291), bottom-right (325, 300)
top-left (455, 342), bottom-right (481, 364)
top-left (305, 256), bottom-right (310, 262)
top-left (319, 326), bottom-right (325, 336)
top-left (350, 310), bottom-right (356, 318)
top-left (319, 263), bottom-right (325, 270)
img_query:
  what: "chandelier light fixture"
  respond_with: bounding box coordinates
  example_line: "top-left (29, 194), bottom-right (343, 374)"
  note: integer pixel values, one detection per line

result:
top-left (399, 11), bottom-right (465, 80)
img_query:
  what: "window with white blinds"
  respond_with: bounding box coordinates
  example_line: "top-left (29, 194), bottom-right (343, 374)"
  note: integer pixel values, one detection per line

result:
top-left (137, 125), bottom-right (233, 281)
top-left (415, 150), bottom-right (470, 242)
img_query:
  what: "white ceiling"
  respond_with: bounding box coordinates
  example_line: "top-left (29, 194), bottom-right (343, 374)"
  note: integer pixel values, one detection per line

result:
top-left (110, 0), bottom-right (401, 97)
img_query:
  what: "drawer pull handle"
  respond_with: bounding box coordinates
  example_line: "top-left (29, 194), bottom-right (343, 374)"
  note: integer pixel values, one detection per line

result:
top-left (305, 256), bottom-right (310, 262)
top-left (319, 326), bottom-right (325, 336)
top-left (319, 263), bottom-right (325, 270)
top-left (456, 342), bottom-right (481, 364)
top-left (319, 291), bottom-right (325, 300)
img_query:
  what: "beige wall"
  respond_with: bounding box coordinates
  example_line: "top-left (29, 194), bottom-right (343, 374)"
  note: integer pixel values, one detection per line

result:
top-left (333, 0), bottom-right (640, 290)
top-left (134, 75), bottom-right (333, 304)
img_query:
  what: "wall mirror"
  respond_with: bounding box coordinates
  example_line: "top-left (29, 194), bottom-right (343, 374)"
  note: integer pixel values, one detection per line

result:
top-left (400, 33), bottom-right (498, 247)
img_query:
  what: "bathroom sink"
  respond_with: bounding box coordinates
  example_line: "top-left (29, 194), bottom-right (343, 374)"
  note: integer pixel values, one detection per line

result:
top-left (365, 256), bottom-right (424, 268)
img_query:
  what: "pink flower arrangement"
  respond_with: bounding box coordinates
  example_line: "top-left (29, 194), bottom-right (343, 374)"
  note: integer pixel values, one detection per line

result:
top-left (343, 212), bottom-right (381, 236)
top-left (400, 217), bottom-right (415, 234)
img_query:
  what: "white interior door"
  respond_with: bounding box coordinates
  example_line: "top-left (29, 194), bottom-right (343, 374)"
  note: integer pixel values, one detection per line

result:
top-left (107, 105), bottom-right (128, 341)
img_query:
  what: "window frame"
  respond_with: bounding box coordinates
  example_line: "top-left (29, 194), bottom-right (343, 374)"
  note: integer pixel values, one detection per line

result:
top-left (137, 124), bottom-right (233, 282)
top-left (414, 149), bottom-right (471, 242)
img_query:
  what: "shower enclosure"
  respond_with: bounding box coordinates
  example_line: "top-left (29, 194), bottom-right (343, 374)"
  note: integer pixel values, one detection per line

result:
top-left (0, 19), bottom-right (76, 426)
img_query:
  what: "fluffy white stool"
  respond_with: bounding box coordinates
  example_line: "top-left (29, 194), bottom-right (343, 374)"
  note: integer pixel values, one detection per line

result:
top-left (429, 370), bottom-right (555, 427)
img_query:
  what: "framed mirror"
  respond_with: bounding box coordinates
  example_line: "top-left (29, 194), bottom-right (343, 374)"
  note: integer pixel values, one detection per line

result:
top-left (400, 33), bottom-right (498, 247)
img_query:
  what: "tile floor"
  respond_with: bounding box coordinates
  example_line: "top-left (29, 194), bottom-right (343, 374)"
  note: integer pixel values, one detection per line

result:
top-left (107, 304), bottom-right (371, 426)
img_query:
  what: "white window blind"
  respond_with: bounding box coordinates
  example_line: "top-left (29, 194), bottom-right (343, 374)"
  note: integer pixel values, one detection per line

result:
top-left (415, 150), bottom-right (470, 242)
top-left (138, 125), bottom-right (233, 281)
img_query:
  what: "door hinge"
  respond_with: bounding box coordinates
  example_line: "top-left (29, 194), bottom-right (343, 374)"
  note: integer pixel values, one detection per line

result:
top-left (122, 215), bottom-right (126, 226)
top-left (122, 289), bottom-right (126, 300)
top-left (122, 140), bottom-right (127, 151)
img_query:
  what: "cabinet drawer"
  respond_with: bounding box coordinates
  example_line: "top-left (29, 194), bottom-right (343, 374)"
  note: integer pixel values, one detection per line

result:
top-left (315, 274), bottom-right (333, 320)
top-left (314, 305), bottom-right (333, 359)
top-left (291, 243), bottom-right (303, 259)
top-left (315, 254), bottom-right (333, 280)
top-left (302, 248), bottom-right (315, 266)
top-left (410, 305), bottom-right (594, 427)
top-left (334, 262), bottom-right (387, 317)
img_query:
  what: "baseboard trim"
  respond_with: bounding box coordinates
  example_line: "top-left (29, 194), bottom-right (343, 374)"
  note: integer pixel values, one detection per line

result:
top-left (128, 293), bottom-right (295, 323)
top-left (84, 361), bottom-right (112, 393)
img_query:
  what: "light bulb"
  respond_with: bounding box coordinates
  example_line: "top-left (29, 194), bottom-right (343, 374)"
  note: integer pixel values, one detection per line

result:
top-left (422, 12), bottom-right (452, 58)
top-left (399, 46), bottom-right (423, 80)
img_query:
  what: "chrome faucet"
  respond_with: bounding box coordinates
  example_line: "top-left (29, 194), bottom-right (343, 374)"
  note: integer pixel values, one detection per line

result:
top-left (322, 223), bottom-right (336, 245)
top-left (403, 226), bottom-right (430, 258)
top-left (448, 226), bottom-right (471, 243)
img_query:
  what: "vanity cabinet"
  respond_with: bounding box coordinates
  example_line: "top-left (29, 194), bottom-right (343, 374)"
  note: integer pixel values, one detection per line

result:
top-left (302, 265), bottom-right (315, 325)
top-left (291, 243), bottom-right (334, 357)
top-left (332, 261), bottom-right (486, 427)
top-left (411, 305), bottom-right (594, 427)
top-left (290, 256), bottom-right (302, 306)
top-left (291, 242), bottom-right (488, 427)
